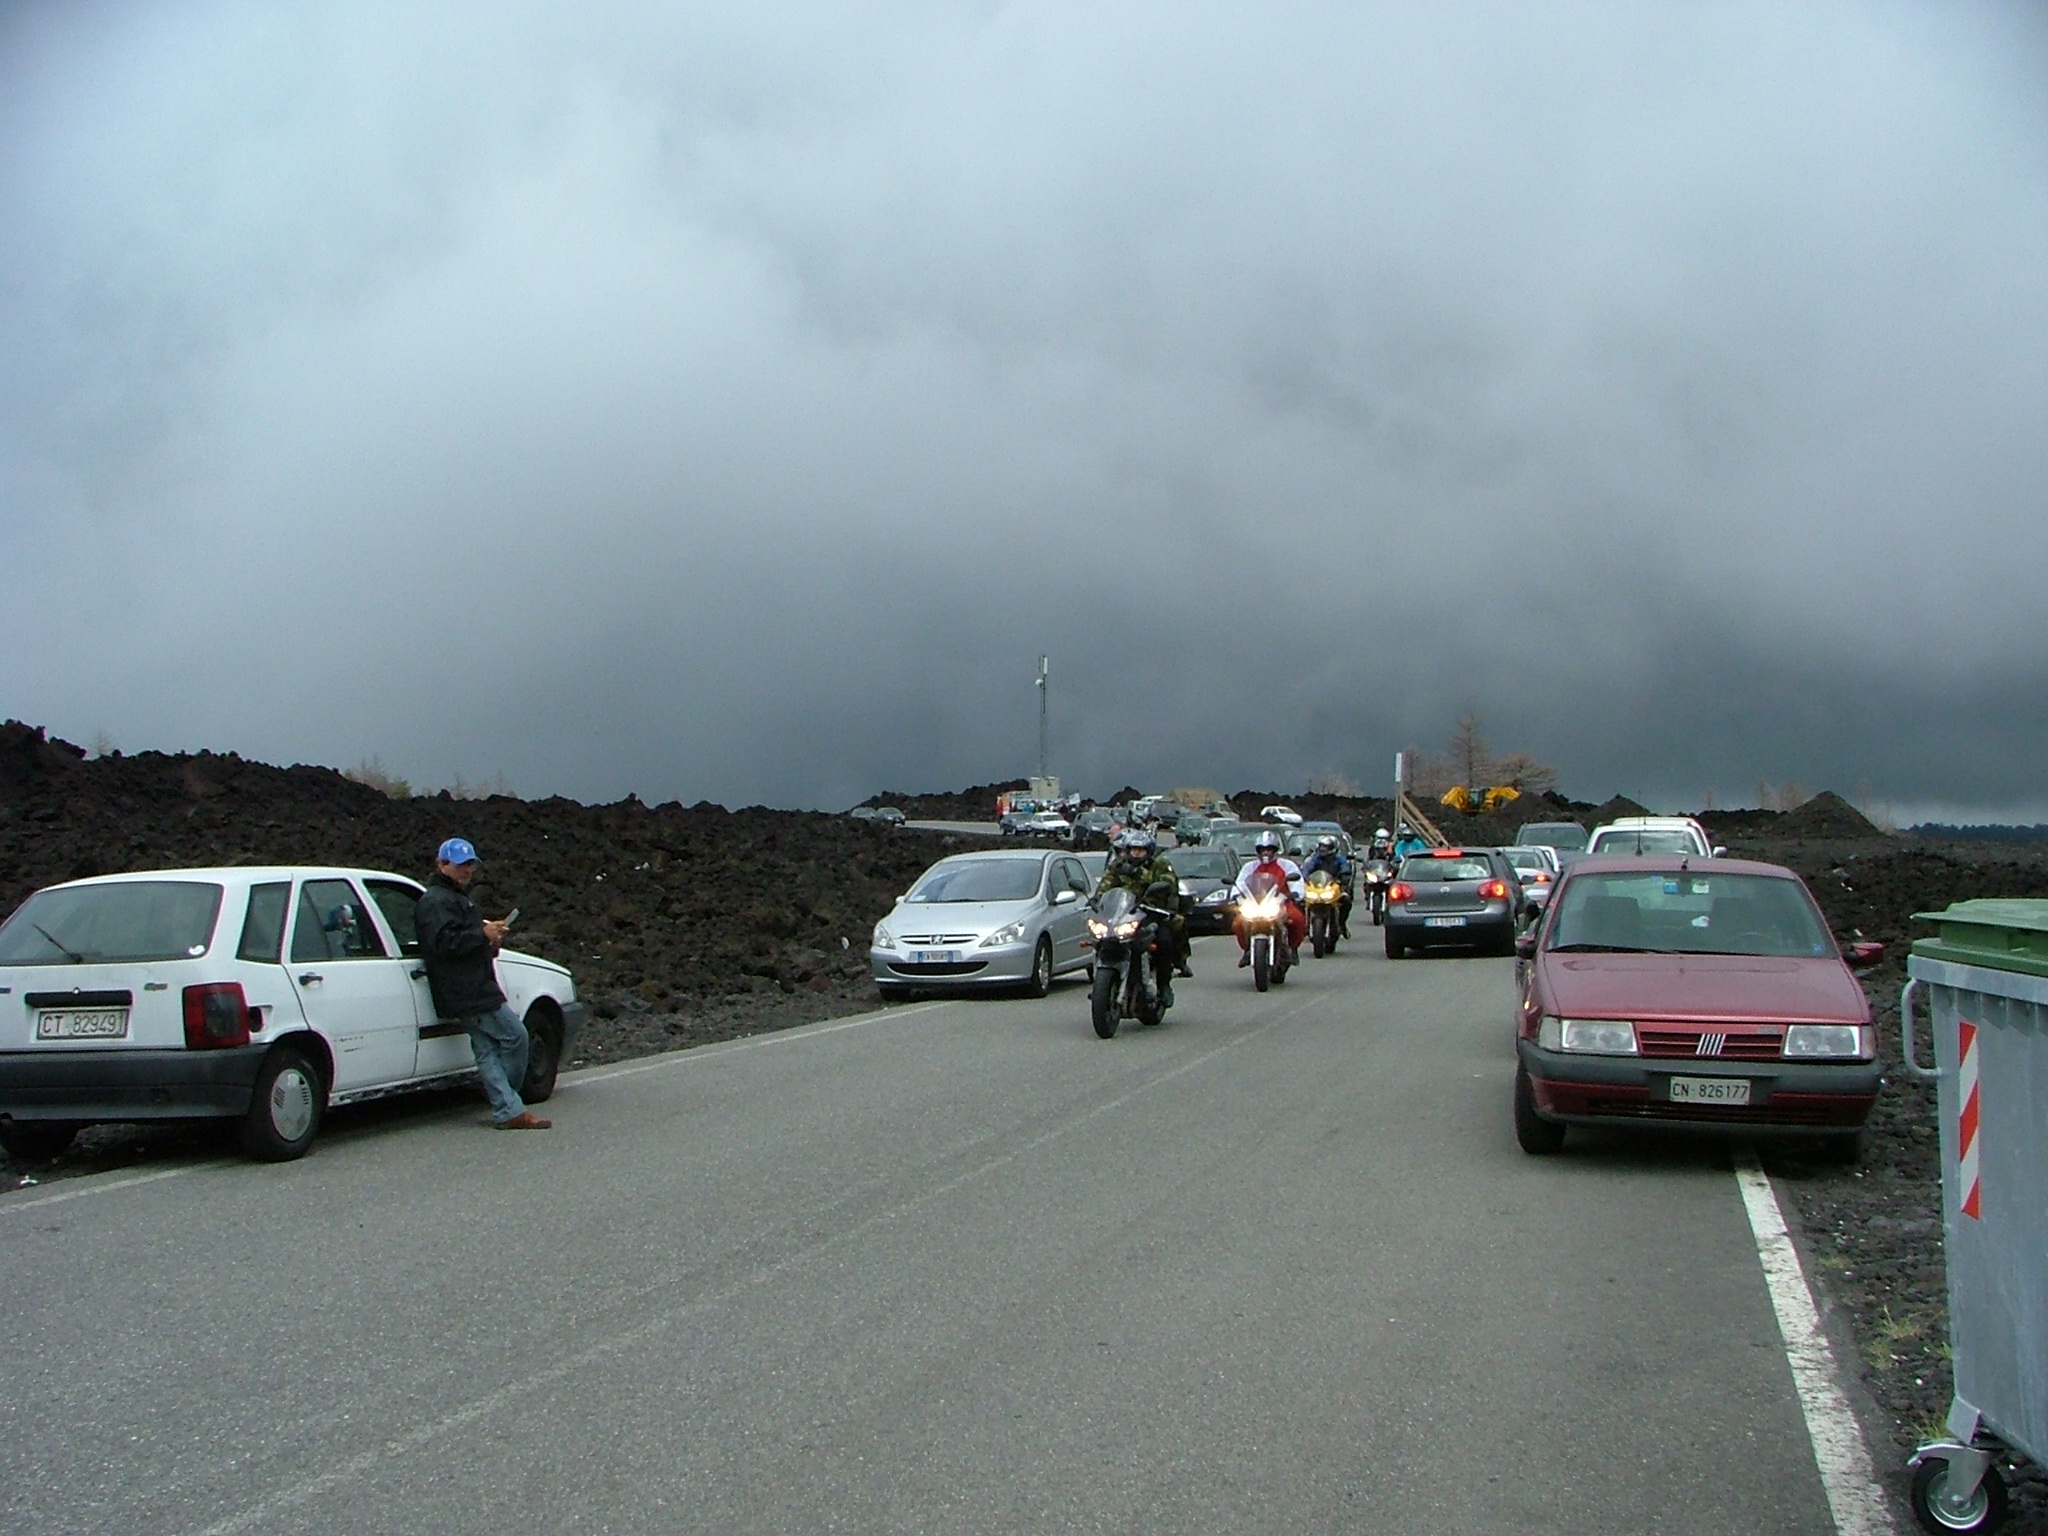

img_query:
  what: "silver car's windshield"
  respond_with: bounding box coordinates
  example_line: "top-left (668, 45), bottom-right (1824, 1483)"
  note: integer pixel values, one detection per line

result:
top-left (1548, 871), bottom-right (1830, 957)
top-left (1398, 856), bottom-right (1492, 882)
top-left (1589, 830), bottom-right (1697, 855)
top-left (908, 860), bottom-right (1043, 903)
top-left (0, 881), bottom-right (225, 965)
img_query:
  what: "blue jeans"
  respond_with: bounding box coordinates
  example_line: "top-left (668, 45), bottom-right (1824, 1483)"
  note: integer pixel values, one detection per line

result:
top-left (463, 1003), bottom-right (529, 1124)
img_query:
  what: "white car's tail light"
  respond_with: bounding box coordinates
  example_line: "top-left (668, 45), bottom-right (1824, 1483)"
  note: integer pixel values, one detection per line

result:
top-left (182, 983), bottom-right (250, 1050)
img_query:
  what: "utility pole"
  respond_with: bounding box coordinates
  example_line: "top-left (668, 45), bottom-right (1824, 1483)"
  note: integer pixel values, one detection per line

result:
top-left (1036, 655), bottom-right (1049, 780)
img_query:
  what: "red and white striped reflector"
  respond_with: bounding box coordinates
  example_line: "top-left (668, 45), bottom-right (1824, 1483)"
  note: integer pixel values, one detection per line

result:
top-left (1958, 1019), bottom-right (1982, 1221)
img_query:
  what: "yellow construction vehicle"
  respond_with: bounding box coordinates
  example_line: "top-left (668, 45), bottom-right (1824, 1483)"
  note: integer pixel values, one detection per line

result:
top-left (1439, 784), bottom-right (1523, 815)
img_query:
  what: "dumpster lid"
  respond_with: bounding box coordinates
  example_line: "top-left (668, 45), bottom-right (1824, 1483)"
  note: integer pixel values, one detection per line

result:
top-left (1912, 899), bottom-right (2048, 978)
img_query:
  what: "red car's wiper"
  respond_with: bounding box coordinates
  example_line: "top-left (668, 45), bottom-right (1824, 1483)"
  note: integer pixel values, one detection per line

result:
top-left (1547, 942), bottom-right (1650, 953)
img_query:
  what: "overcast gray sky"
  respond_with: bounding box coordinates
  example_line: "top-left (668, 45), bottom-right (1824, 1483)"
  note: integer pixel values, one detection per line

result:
top-left (4, 2), bottom-right (2045, 818)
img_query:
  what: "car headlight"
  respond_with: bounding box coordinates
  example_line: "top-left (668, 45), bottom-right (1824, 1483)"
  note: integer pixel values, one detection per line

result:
top-left (872, 922), bottom-right (895, 949)
top-left (1783, 1024), bottom-right (1872, 1060)
top-left (1539, 1016), bottom-right (1638, 1055)
top-left (1201, 888), bottom-right (1234, 904)
top-left (980, 920), bottom-right (1030, 948)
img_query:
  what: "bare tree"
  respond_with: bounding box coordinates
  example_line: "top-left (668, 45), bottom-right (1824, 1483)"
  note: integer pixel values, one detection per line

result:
top-left (1446, 715), bottom-right (1493, 787)
top-left (1491, 752), bottom-right (1558, 795)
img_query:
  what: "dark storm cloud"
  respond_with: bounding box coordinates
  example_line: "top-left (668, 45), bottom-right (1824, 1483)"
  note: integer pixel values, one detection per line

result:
top-left (3, 2), bottom-right (2046, 816)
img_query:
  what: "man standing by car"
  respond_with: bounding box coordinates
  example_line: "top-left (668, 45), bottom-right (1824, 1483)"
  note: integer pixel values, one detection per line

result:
top-left (415, 838), bottom-right (551, 1131)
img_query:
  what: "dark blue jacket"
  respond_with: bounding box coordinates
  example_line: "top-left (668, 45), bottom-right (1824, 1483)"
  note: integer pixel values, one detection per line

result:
top-left (415, 872), bottom-right (506, 1019)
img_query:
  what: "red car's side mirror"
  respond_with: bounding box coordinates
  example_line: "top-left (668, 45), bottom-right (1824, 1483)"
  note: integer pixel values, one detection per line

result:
top-left (1514, 932), bottom-right (1538, 959)
top-left (1842, 940), bottom-right (1885, 970)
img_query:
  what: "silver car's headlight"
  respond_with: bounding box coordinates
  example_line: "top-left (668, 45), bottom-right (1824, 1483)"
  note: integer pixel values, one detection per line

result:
top-left (1540, 1017), bottom-right (1638, 1055)
top-left (980, 920), bottom-right (1029, 948)
top-left (872, 922), bottom-right (895, 949)
top-left (1782, 1024), bottom-right (1871, 1060)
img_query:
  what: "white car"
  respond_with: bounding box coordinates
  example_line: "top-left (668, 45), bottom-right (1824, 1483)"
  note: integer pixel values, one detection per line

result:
top-left (0, 867), bottom-right (584, 1162)
top-left (1584, 816), bottom-right (1724, 859)
top-left (1260, 804), bottom-right (1304, 826)
top-left (1501, 844), bottom-right (1561, 916)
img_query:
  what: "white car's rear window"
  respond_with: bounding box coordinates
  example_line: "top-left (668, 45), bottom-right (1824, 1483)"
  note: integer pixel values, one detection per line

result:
top-left (0, 881), bottom-right (225, 965)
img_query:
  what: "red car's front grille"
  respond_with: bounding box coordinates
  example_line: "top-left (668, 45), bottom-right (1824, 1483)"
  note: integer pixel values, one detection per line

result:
top-left (1637, 1027), bottom-right (1784, 1062)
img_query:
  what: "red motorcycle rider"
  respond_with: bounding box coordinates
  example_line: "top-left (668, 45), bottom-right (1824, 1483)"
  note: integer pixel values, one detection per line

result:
top-left (1232, 828), bottom-right (1308, 967)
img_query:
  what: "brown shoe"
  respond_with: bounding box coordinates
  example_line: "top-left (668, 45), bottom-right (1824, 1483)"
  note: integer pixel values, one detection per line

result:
top-left (496, 1111), bottom-right (553, 1130)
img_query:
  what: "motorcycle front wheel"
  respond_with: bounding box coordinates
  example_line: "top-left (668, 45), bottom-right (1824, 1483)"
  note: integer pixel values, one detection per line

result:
top-left (1090, 967), bottom-right (1120, 1039)
top-left (1252, 935), bottom-right (1271, 992)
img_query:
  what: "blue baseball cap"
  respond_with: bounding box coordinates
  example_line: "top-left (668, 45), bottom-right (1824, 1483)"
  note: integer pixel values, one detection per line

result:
top-left (437, 837), bottom-right (480, 865)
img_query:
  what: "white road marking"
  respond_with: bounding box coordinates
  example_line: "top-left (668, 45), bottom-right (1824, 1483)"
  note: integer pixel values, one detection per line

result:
top-left (0, 1005), bottom-right (954, 1214)
top-left (565, 999), bottom-right (953, 1086)
top-left (185, 997), bottom-right (1312, 1536)
top-left (0, 1163), bottom-right (216, 1215)
top-left (1735, 1149), bottom-right (1895, 1536)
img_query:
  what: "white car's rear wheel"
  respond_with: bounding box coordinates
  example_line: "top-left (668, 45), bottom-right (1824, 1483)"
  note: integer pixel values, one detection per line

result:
top-left (240, 1047), bottom-right (324, 1162)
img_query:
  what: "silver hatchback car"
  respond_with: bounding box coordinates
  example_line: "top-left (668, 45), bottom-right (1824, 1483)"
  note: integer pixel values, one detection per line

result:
top-left (871, 849), bottom-right (1097, 1000)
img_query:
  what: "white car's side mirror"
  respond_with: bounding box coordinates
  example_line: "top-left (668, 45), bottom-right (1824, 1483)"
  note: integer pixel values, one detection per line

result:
top-left (1711, 846), bottom-right (1727, 858)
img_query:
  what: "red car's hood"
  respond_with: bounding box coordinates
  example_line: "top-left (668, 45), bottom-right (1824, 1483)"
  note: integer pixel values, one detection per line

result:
top-left (1535, 951), bottom-right (1868, 1024)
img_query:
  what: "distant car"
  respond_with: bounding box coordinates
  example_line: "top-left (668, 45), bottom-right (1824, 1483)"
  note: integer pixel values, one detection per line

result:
top-left (1296, 820), bottom-right (1352, 851)
top-left (1501, 844), bottom-right (1560, 917)
top-left (849, 806), bottom-right (879, 821)
top-left (872, 806), bottom-right (906, 826)
top-left (1260, 804), bottom-right (1303, 825)
top-left (1164, 845), bottom-right (1242, 935)
top-left (1070, 808), bottom-right (1117, 848)
top-left (1385, 847), bottom-right (1521, 958)
top-left (1210, 825), bottom-right (1278, 860)
top-left (1015, 811), bottom-right (1072, 840)
top-left (1285, 823), bottom-right (1354, 861)
top-left (1513, 854), bottom-right (1884, 1159)
top-left (0, 866), bottom-right (584, 1163)
top-left (871, 849), bottom-right (1096, 999)
top-left (1585, 816), bottom-right (1720, 859)
top-left (1076, 851), bottom-right (1108, 886)
top-left (1513, 820), bottom-right (1587, 853)
top-left (1173, 812), bottom-right (1214, 845)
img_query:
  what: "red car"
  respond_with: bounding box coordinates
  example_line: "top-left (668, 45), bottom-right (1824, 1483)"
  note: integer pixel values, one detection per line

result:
top-left (1513, 854), bottom-right (1884, 1160)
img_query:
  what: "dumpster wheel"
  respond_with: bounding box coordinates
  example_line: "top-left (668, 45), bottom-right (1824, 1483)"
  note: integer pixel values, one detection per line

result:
top-left (1910, 1453), bottom-right (2008, 1534)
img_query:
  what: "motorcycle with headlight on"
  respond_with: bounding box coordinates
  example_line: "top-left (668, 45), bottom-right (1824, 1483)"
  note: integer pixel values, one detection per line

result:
top-left (1362, 858), bottom-right (1391, 926)
top-left (1304, 869), bottom-right (1344, 957)
top-left (1238, 872), bottom-right (1294, 992)
top-left (1085, 881), bottom-right (1178, 1038)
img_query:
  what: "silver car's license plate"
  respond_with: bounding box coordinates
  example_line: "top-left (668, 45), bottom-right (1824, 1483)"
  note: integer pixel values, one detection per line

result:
top-left (1423, 916), bottom-right (1466, 928)
top-left (1668, 1075), bottom-right (1750, 1105)
top-left (912, 950), bottom-right (960, 965)
top-left (37, 1009), bottom-right (130, 1040)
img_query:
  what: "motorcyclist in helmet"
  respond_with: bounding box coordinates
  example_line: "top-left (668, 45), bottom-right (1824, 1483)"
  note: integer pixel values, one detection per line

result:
top-left (1299, 832), bottom-right (1354, 938)
top-left (1368, 826), bottom-right (1395, 862)
top-left (1095, 828), bottom-right (1190, 1000)
top-left (1230, 828), bottom-right (1307, 967)
top-left (1393, 822), bottom-right (1429, 860)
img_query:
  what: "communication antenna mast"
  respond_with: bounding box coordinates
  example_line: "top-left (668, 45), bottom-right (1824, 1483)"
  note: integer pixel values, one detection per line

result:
top-left (1036, 656), bottom-right (1050, 779)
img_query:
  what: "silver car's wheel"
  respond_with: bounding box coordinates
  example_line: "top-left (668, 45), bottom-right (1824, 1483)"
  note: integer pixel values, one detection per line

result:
top-left (1024, 936), bottom-right (1054, 999)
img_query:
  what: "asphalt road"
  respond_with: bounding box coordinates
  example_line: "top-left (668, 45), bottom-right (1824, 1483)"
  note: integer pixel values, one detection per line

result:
top-left (0, 934), bottom-right (1841, 1535)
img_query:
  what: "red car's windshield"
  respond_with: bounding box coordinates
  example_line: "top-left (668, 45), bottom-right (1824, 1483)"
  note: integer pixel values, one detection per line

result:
top-left (1546, 870), bottom-right (1831, 957)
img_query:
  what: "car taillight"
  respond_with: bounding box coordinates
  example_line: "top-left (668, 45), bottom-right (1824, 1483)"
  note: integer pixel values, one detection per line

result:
top-left (183, 982), bottom-right (251, 1050)
top-left (1389, 882), bottom-right (1415, 902)
top-left (1479, 879), bottom-right (1510, 900)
